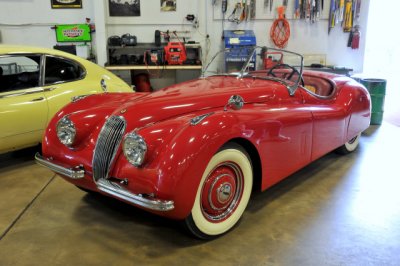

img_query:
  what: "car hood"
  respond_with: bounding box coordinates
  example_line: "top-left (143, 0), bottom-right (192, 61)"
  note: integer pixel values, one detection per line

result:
top-left (65, 76), bottom-right (283, 132)
top-left (111, 76), bottom-right (281, 129)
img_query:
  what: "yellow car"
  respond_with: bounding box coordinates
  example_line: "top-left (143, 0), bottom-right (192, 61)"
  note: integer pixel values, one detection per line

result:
top-left (0, 45), bottom-right (133, 154)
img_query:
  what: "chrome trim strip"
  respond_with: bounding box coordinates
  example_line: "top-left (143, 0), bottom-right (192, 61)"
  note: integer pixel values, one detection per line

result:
top-left (35, 153), bottom-right (85, 179)
top-left (43, 87), bottom-right (57, 92)
top-left (190, 112), bottom-right (214, 126)
top-left (96, 178), bottom-right (174, 211)
top-left (39, 54), bottom-right (45, 86)
top-left (0, 88), bottom-right (44, 99)
top-left (71, 94), bottom-right (92, 102)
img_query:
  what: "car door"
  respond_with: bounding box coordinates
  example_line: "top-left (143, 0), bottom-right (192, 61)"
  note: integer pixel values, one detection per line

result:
top-left (259, 85), bottom-right (313, 188)
top-left (0, 54), bottom-right (47, 153)
top-left (300, 84), bottom-right (346, 161)
top-left (42, 55), bottom-right (99, 119)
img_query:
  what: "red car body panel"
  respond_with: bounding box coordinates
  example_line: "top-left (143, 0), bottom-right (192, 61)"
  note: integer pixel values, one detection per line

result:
top-left (41, 70), bottom-right (371, 220)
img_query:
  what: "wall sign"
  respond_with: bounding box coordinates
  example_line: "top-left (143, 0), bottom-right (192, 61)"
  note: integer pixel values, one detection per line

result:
top-left (109, 0), bottom-right (141, 17)
top-left (55, 24), bottom-right (91, 42)
top-left (51, 0), bottom-right (82, 9)
top-left (160, 0), bottom-right (176, 12)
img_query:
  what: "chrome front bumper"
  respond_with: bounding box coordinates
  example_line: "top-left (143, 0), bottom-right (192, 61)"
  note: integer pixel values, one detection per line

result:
top-left (35, 153), bottom-right (174, 211)
top-left (35, 153), bottom-right (85, 179)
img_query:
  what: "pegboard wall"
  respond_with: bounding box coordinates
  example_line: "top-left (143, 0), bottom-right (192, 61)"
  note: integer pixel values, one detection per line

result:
top-left (212, 0), bottom-right (330, 21)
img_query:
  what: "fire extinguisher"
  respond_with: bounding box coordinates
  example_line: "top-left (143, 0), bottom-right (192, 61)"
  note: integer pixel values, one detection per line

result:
top-left (347, 25), bottom-right (360, 50)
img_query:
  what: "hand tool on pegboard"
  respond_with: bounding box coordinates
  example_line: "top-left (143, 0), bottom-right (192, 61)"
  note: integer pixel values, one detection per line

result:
top-left (228, 1), bottom-right (246, 24)
top-left (342, 0), bottom-right (353, 32)
top-left (249, 0), bottom-right (256, 20)
top-left (264, 0), bottom-right (269, 10)
top-left (294, 0), bottom-right (300, 19)
top-left (222, 0), bottom-right (228, 13)
top-left (270, 6), bottom-right (290, 48)
top-left (306, 0), bottom-right (311, 20)
top-left (241, 0), bottom-right (247, 21)
top-left (315, 0), bottom-right (321, 21)
top-left (300, 0), bottom-right (305, 19)
top-left (353, 0), bottom-right (361, 22)
top-left (221, 0), bottom-right (228, 40)
top-left (328, 0), bottom-right (336, 33)
top-left (240, 0), bottom-right (247, 22)
top-left (338, 0), bottom-right (345, 22)
top-left (310, 0), bottom-right (316, 22)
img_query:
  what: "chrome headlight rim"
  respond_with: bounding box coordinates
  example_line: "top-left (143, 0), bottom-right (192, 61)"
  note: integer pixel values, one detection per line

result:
top-left (123, 132), bottom-right (147, 167)
top-left (56, 116), bottom-right (76, 147)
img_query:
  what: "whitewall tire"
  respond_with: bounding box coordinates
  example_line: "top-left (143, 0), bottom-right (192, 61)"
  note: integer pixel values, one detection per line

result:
top-left (336, 133), bottom-right (361, 154)
top-left (184, 143), bottom-right (253, 239)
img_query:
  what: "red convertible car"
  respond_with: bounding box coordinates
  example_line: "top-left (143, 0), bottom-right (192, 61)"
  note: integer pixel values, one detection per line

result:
top-left (36, 47), bottom-right (371, 239)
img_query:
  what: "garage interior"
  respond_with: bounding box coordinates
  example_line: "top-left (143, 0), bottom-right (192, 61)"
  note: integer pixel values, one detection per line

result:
top-left (1, 0), bottom-right (400, 265)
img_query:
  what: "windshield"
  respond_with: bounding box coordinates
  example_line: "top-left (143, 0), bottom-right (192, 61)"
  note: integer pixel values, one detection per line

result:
top-left (202, 46), bottom-right (304, 95)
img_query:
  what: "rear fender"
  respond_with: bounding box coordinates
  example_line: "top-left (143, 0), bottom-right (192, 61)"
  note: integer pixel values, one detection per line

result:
top-left (340, 80), bottom-right (371, 140)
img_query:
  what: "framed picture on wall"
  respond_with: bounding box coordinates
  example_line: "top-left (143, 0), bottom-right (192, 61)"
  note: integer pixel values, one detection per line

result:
top-left (51, 0), bottom-right (82, 9)
top-left (109, 0), bottom-right (141, 17)
top-left (160, 0), bottom-right (176, 12)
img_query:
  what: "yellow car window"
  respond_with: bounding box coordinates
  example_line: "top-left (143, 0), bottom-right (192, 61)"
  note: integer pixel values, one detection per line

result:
top-left (0, 55), bottom-right (40, 93)
top-left (44, 56), bottom-right (85, 85)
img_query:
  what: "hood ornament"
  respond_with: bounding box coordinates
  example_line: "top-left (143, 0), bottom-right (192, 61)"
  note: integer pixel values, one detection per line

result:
top-left (120, 109), bottom-right (127, 114)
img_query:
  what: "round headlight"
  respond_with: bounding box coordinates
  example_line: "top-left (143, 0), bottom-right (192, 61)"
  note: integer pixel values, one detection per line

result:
top-left (56, 116), bottom-right (76, 147)
top-left (123, 132), bottom-right (147, 167)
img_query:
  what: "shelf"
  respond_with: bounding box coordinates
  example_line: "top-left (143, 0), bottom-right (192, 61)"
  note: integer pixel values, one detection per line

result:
top-left (108, 43), bottom-right (201, 50)
top-left (105, 65), bottom-right (202, 70)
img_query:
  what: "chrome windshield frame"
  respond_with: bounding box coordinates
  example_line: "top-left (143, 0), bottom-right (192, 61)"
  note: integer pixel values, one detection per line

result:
top-left (201, 46), bottom-right (304, 96)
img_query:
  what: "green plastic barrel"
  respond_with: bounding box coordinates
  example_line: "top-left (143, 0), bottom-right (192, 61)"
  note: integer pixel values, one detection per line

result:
top-left (360, 78), bottom-right (387, 125)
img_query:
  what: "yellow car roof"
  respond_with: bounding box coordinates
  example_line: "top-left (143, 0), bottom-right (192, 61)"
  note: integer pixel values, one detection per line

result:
top-left (0, 45), bottom-right (84, 61)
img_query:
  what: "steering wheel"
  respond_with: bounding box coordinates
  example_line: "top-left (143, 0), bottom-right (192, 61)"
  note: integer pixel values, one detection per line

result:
top-left (267, 63), bottom-right (304, 86)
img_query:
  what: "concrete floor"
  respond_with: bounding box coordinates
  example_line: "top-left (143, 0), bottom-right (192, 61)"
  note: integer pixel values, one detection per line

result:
top-left (1, 123), bottom-right (400, 266)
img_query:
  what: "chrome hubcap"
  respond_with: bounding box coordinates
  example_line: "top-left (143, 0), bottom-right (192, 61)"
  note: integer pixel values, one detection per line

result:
top-left (201, 162), bottom-right (244, 222)
top-left (218, 182), bottom-right (232, 203)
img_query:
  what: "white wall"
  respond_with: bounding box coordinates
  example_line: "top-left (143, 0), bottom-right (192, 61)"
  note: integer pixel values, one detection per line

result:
top-left (0, 0), bottom-right (94, 47)
top-left (105, 0), bottom-right (370, 72)
top-left (0, 0), bottom-right (370, 73)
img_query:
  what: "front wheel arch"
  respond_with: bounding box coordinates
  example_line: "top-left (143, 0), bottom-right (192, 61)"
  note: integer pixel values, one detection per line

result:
top-left (229, 138), bottom-right (262, 192)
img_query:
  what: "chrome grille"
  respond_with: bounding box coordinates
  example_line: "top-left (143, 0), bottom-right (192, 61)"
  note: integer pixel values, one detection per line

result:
top-left (93, 116), bottom-right (126, 181)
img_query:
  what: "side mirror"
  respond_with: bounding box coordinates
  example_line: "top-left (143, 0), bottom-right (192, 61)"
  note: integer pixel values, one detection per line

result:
top-left (224, 95), bottom-right (244, 111)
